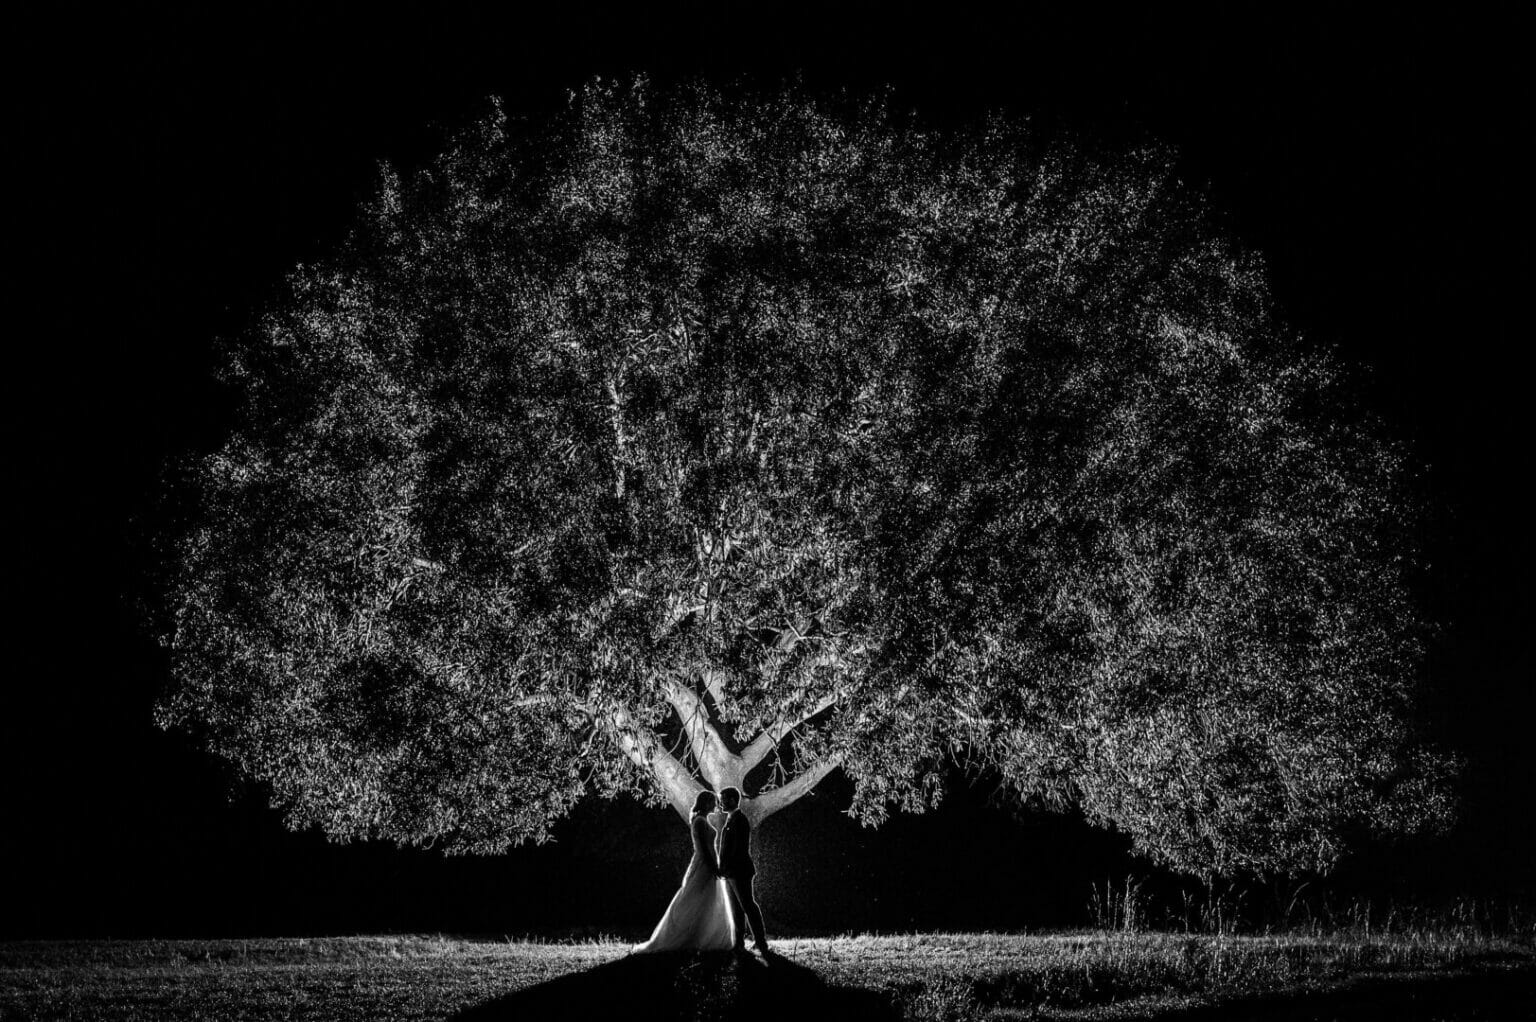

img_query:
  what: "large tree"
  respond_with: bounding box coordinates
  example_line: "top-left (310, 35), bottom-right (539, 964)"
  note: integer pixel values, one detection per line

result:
top-left (159, 78), bottom-right (1448, 878)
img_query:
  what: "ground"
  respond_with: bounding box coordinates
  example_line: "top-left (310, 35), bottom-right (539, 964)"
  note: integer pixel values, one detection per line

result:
top-left (1, 932), bottom-right (1531, 1021)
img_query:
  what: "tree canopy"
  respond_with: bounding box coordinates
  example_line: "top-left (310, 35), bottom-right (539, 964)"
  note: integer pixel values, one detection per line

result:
top-left (159, 77), bottom-right (1450, 877)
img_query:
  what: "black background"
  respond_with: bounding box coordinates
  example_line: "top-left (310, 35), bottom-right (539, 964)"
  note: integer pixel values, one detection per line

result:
top-left (7, 7), bottom-right (1529, 938)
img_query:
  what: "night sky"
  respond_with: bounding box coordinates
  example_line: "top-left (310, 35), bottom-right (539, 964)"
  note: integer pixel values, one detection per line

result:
top-left (8, 8), bottom-right (1529, 938)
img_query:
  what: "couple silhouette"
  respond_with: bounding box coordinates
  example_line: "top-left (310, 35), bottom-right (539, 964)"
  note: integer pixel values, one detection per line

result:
top-left (632, 787), bottom-right (769, 955)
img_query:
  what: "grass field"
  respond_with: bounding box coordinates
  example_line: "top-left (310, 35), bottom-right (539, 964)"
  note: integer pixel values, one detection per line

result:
top-left (1, 931), bottom-right (1531, 1021)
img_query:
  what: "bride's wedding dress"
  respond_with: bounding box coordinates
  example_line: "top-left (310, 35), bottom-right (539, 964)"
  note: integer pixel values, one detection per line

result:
top-left (633, 812), bottom-right (737, 953)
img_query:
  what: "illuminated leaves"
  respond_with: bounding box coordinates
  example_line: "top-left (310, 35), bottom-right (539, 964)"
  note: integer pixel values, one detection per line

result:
top-left (159, 78), bottom-right (1446, 872)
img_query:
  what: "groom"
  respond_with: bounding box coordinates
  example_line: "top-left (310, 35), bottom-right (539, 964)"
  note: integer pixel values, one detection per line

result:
top-left (716, 787), bottom-right (769, 954)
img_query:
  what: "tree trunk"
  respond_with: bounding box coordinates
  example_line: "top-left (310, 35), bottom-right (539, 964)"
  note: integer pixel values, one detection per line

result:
top-left (649, 673), bottom-right (843, 825)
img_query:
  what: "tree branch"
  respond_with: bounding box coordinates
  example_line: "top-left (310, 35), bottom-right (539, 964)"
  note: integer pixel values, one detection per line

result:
top-left (662, 676), bottom-right (727, 770)
top-left (606, 705), bottom-right (704, 820)
top-left (509, 693), bottom-right (588, 711)
top-left (701, 667), bottom-right (728, 710)
top-left (773, 616), bottom-right (814, 651)
top-left (741, 691), bottom-right (840, 772)
top-left (751, 754), bottom-right (844, 822)
top-left (604, 372), bottom-right (630, 500)
top-left (655, 597), bottom-right (707, 639)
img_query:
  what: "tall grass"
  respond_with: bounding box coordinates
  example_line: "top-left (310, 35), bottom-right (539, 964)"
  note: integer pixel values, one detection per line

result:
top-left (1085, 874), bottom-right (1536, 945)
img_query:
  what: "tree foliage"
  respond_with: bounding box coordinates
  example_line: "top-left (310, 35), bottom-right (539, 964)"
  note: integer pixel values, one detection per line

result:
top-left (159, 77), bottom-right (1450, 875)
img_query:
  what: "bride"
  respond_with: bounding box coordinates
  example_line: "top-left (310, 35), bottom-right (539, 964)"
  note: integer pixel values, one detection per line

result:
top-left (632, 791), bottom-right (737, 953)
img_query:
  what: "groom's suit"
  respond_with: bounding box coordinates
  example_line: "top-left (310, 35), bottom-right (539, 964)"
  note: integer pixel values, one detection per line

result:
top-left (717, 809), bottom-right (767, 950)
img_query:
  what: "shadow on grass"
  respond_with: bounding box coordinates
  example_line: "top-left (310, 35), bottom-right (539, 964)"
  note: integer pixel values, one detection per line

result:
top-left (448, 949), bottom-right (899, 1022)
top-left (1129, 965), bottom-right (1536, 1021)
